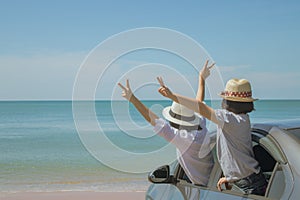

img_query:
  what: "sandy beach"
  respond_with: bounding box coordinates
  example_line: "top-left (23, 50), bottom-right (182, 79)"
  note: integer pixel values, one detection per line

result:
top-left (1, 191), bottom-right (146, 200)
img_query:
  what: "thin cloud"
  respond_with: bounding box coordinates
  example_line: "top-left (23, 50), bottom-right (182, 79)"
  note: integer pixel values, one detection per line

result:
top-left (217, 65), bottom-right (251, 72)
top-left (1, 51), bottom-right (298, 100)
top-left (0, 51), bottom-right (87, 100)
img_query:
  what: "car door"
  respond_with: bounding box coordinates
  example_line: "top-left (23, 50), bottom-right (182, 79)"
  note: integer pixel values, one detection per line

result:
top-left (175, 165), bottom-right (209, 200)
top-left (146, 162), bottom-right (209, 200)
top-left (146, 183), bottom-right (185, 200)
top-left (146, 162), bottom-right (186, 200)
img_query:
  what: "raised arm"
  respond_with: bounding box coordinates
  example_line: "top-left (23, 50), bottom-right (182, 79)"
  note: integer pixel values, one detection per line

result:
top-left (196, 60), bottom-right (215, 101)
top-left (118, 79), bottom-right (158, 126)
top-left (157, 77), bottom-right (218, 124)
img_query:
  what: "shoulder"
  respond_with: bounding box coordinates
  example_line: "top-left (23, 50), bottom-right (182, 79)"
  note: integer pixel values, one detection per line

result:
top-left (153, 118), bottom-right (173, 135)
top-left (215, 109), bottom-right (249, 124)
top-left (196, 113), bottom-right (207, 128)
top-left (215, 109), bottom-right (231, 123)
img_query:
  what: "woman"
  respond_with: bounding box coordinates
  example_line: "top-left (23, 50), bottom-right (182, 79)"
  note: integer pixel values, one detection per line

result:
top-left (157, 61), bottom-right (267, 195)
top-left (118, 67), bottom-right (214, 186)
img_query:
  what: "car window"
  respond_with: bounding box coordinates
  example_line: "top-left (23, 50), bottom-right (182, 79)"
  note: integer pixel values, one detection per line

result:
top-left (176, 164), bottom-right (192, 184)
top-left (252, 142), bottom-right (287, 198)
top-left (253, 143), bottom-right (276, 180)
top-left (265, 163), bottom-right (285, 198)
top-left (169, 161), bottom-right (179, 175)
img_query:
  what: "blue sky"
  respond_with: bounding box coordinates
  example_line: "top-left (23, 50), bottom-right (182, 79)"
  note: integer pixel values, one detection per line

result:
top-left (0, 0), bottom-right (300, 100)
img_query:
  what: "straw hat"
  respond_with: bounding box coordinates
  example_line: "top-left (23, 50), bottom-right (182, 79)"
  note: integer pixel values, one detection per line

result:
top-left (162, 102), bottom-right (200, 127)
top-left (220, 78), bottom-right (257, 102)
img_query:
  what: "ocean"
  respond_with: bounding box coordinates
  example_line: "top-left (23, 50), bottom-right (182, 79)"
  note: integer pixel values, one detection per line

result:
top-left (1, 100), bottom-right (300, 192)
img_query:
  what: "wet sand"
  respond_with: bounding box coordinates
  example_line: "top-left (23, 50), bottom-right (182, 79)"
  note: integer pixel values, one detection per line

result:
top-left (1, 191), bottom-right (146, 200)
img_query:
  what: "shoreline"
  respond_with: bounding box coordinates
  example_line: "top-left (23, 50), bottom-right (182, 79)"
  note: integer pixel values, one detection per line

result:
top-left (0, 191), bottom-right (146, 200)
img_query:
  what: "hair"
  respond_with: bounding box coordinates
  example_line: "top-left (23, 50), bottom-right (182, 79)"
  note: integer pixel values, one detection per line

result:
top-left (169, 121), bottom-right (202, 132)
top-left (222, 99), bottom-right (254, 114)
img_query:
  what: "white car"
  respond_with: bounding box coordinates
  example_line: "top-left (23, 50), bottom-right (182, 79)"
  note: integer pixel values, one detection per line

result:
top-left (146, 119), bottom-right (300, 200)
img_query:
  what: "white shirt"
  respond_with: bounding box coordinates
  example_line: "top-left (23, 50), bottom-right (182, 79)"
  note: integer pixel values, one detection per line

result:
top-left (154, 118), bottom-right (214, 186)
top-left (215, 109), bottom-right (260, 181)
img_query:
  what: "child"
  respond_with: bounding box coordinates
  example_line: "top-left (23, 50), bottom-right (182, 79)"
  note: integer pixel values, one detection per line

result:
top-left (118, 76), bottom-right (214, 186)
top-left (157, 61), bottom-right (267, 195)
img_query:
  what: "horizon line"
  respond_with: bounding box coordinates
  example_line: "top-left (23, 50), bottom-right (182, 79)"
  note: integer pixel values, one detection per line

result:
top-left (1, 98), bottom-right (300, 102)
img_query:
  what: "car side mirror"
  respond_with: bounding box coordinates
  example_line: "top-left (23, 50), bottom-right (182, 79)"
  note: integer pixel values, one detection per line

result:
top-left (148, 165), bottom-right (175, 184)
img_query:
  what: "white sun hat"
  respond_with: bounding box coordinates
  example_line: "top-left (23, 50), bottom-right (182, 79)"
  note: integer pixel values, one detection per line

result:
top-left (162, 102), bottom-right (200, 127)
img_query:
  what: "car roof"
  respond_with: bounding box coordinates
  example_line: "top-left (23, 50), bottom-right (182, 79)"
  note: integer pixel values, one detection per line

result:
top-left (252, 118), bottom-right (300, 139)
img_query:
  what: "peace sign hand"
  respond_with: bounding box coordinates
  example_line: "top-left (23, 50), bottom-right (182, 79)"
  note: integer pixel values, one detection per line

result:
top-left (200, 60), bottom-right (215, 80)
top-left (118, 79), bottom-right (134, 101)
top-left (157, 77), bottom-right (173, 99)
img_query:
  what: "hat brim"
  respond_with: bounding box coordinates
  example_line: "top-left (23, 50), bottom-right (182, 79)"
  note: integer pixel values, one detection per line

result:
top-left (219, 94), bottom-right (258, 102)
top-left (162, 106), bottom-right (200, 127)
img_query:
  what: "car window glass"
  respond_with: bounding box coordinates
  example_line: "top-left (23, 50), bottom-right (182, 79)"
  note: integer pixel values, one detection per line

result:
top-left (266, 163), bottom-right (285, 198)
top-left (169, 161), bottom-right (179, 175)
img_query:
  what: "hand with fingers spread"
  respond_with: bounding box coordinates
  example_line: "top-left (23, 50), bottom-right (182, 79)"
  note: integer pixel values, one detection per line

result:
top-left (118, 79), bottom-right (134, 102)
top-left (200, 60), bottom-right (215, 80)
top-left (157, 77), bottom-right (174, 99)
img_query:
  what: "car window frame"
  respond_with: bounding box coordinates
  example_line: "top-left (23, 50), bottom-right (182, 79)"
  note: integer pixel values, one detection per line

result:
top-left (250, 129), bottom-right (293, 199)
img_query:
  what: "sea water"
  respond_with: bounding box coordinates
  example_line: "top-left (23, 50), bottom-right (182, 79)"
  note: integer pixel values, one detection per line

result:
top-left (0, 100), bottom-right (300, 192)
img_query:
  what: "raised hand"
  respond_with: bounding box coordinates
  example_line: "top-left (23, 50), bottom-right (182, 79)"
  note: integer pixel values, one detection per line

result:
top-left (118, 79), bottom-right (133, 101)
top-left (157, 77), bottom-right (173, 99)
top-left (118, 79), bottom-right (159, 126)
top-left (200, 60), bottom-right (215, 80)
